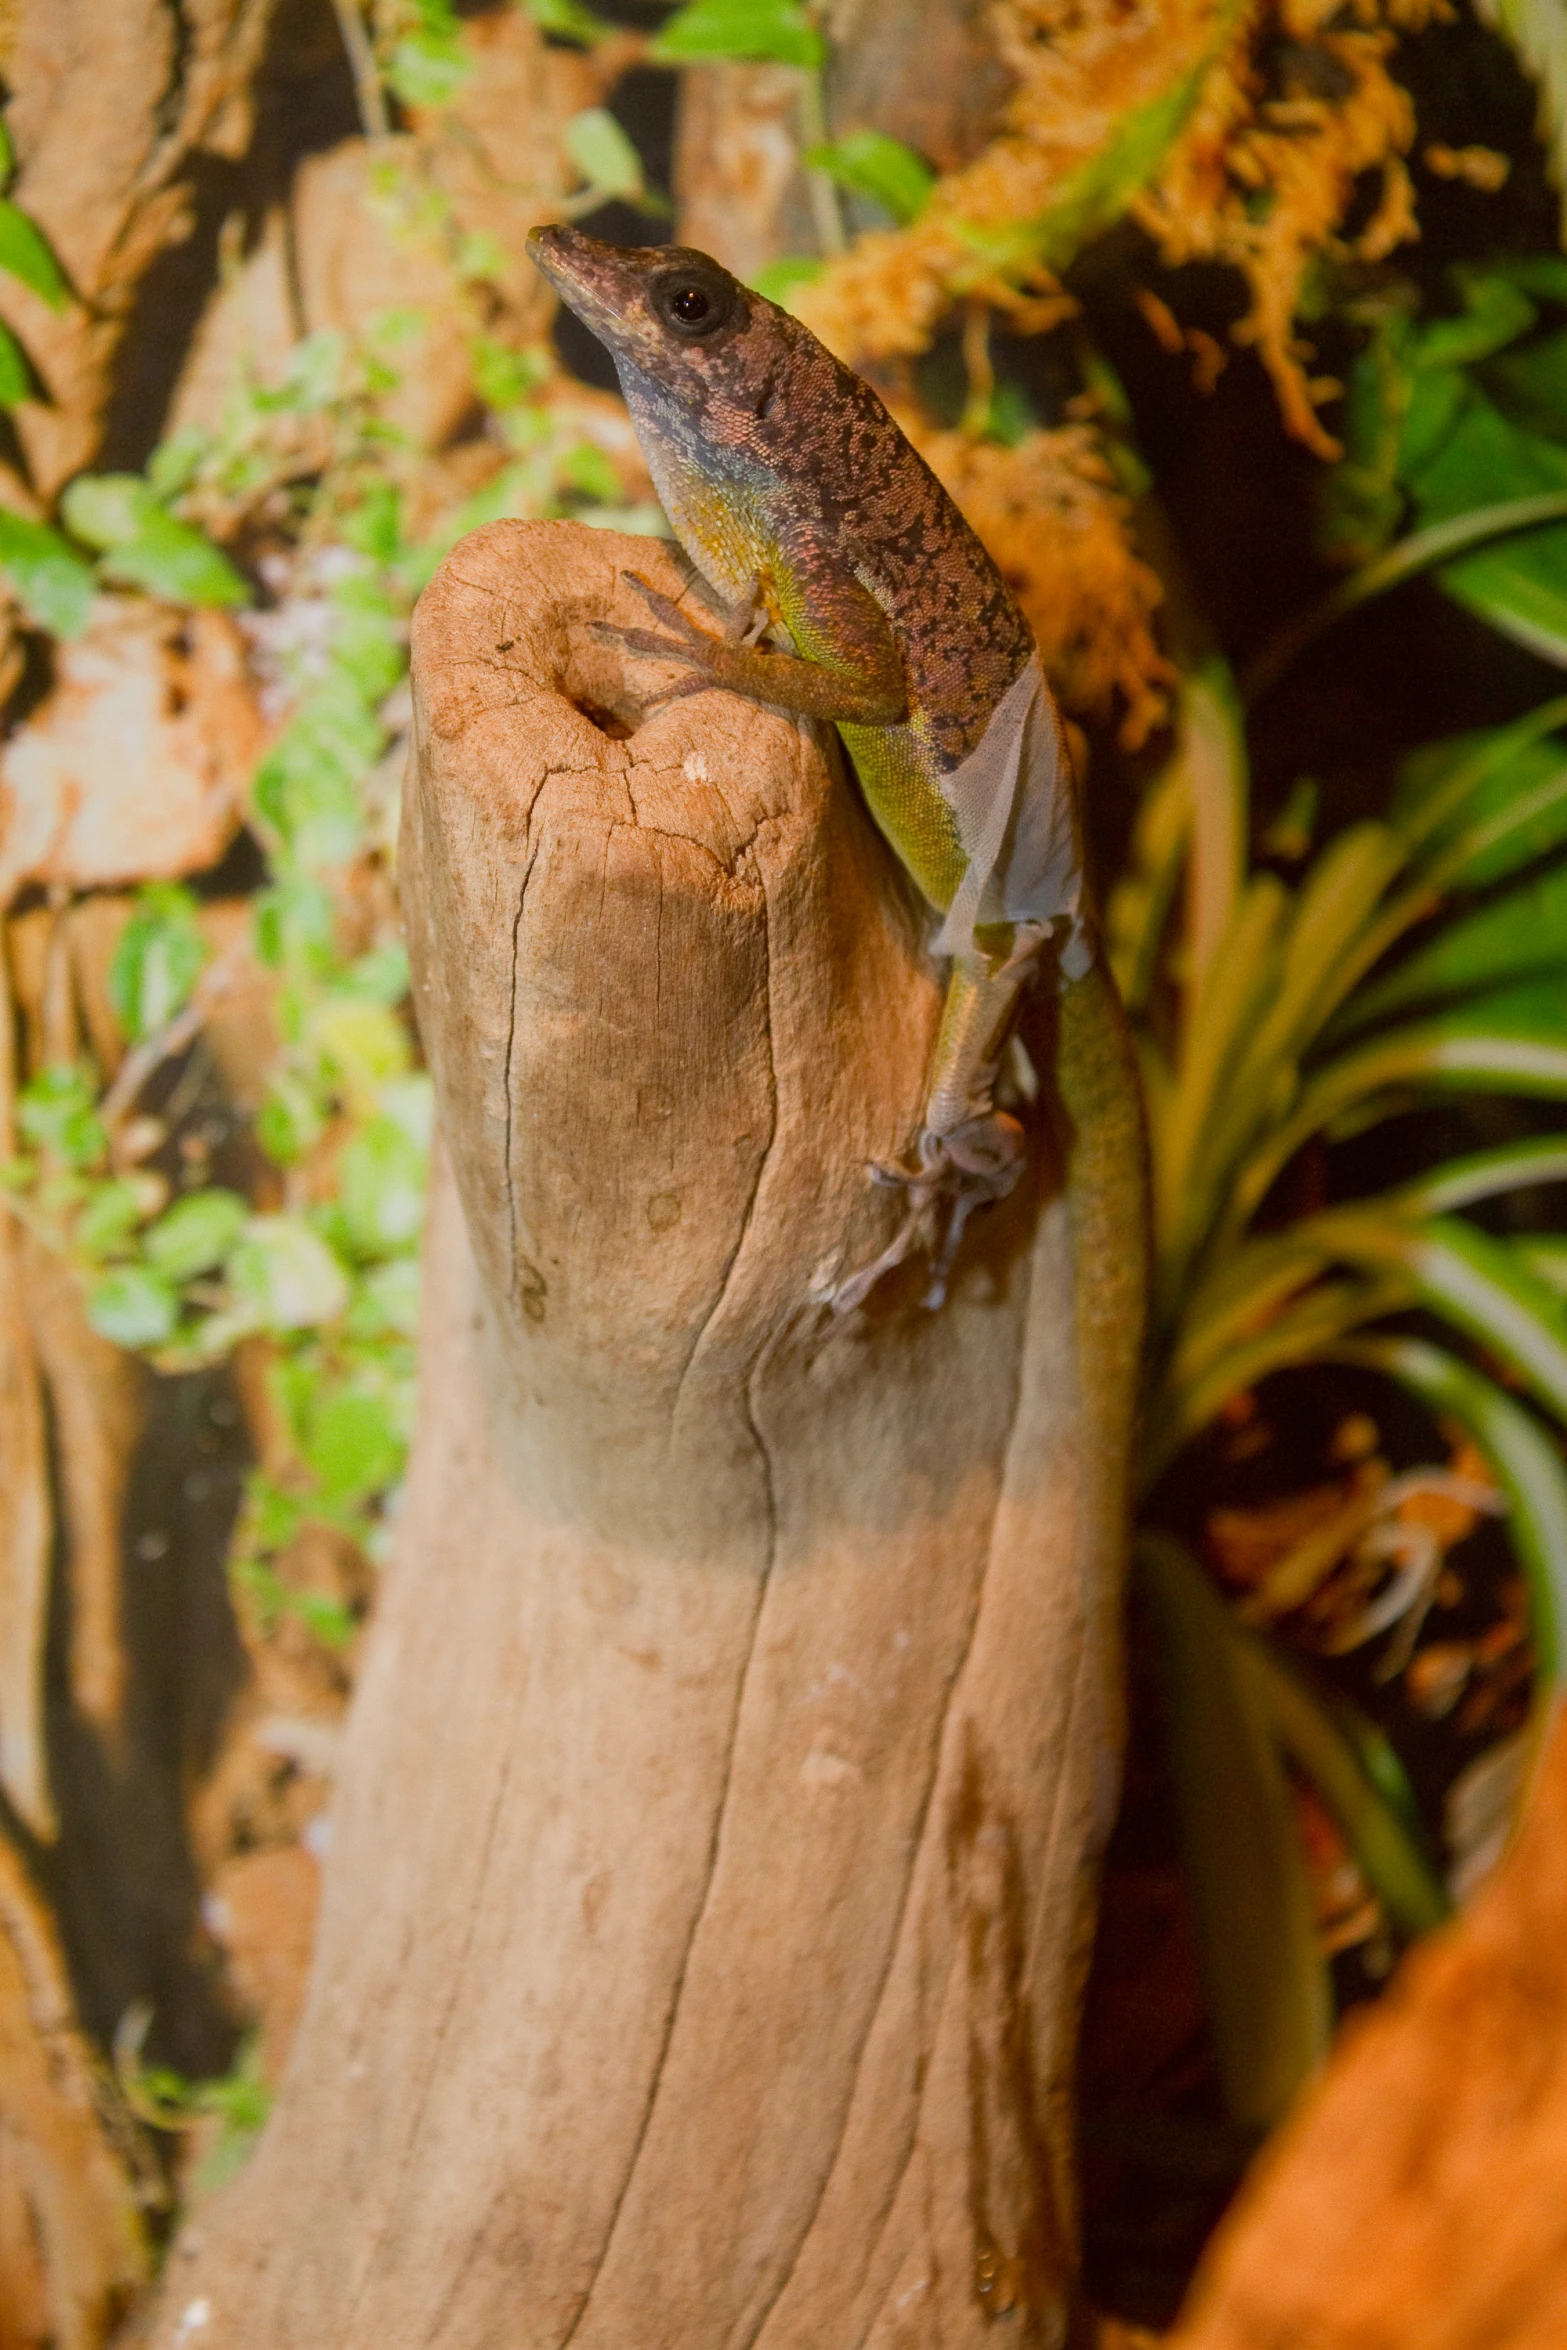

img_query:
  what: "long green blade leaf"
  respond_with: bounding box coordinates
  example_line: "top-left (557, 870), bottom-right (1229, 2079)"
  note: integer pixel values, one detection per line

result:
top-left (1349, 857), bottom-right (1567, 1028)
top-left (1313, 1208), bottom-right (1567, 1428)
top-left (1228, 994), bottom-right (1567, 1236)
top-left (1143, 1275), bottom-right (1413, 1490)
top-left (1139, 1534), bottom-right (1332, 2130)
top-left (1238, 1636), bottom-right (1450, 1938)
top-left (0, 198), bottom-right (69, 311)
top-left (1246, 494), bottom-right (1567, 702)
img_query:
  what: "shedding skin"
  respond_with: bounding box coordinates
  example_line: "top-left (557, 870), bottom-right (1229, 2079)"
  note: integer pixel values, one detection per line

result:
top-left (528, 224), bottom-right (1078, 1307)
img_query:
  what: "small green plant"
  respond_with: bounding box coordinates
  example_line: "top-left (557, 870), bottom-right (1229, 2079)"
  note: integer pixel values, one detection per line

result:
top-left (115, 2008), bottom-right (273, 2199)
top-left (1114, 650), bottom-right (1567, 2122)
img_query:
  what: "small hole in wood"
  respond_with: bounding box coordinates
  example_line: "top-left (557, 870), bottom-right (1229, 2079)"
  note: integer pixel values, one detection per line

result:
top-left (572, 699), bottom-right (635, 740)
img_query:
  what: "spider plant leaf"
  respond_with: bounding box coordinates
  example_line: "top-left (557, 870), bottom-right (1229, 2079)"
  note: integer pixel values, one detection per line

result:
top-left (1330, 1336), bottom-right (1567, 1690)
top-left (1237, 1636), bottom-right (1450, 1939)
top-left (1310, 1207), bottom-right (1567, 1426)
top-left (1391, 1133), bottom-right (1567, 1215)
top-left (1201, 824), bottom-right (1408, 1184)
top-left (1521, 1236), bottom-right (1567, 1298)
top-left (1107, 749), bottom-right (1188, 1012)
top-left (1227, 986), bottom-right (1567, 1237)
top-left (1157, 876), bottom-right (1287, 1263)
top-left (1142, 1275), bottom-right (1413, 1492)
top-left (1183, 661), bottom-right (1249, 994)
top-left (1347, 855), bottom-right (1567, 1029)
top-left (1138, 1534), bottom-right (1332, 2129)
top-left (1390, 699), bottom-right (1567, 873)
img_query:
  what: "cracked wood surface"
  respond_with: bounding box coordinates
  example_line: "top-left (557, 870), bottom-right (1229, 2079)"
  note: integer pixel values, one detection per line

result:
top-left (137, 521), bottom-right (1133, 2349)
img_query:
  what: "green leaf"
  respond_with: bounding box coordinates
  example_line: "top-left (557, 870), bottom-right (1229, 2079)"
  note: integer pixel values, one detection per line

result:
top-left (1332, 1335), bottom-right (1567, 1693)
top-left (347, 1256), bottom-right (422, 1339)
top-left (1239, 1637), bottom-right (1450, 1940)
top-left (1347, 856), bottom-right (1567, 1027)
top-left (17, 1065), bottom-right (106, 1169)
top-left (1155, 874), bottom-right (1287, 1275)
top-left (804, 131), bottom-right (934, 225)
top-left (1226, 988), bottom-right (1567, 1238)
top-left (0, 508), bottom-right (94, 636)
top-left (1473, 0), bottom-right (1567, 240)
top-left (342, 942), bottom-right (411, 1007)
top-left (62, 472), bottom-right (248, 607)
top-left (525, 0), bottom-right (615, 42)
top-left (1481, 331), bottom-right (1567, 449)
top-left (75, 1179), bottom-right (148, 1261)
top-left (109, 883), bottom-right (209, 1041)
top-left (307, 995), bottom-right (410, 1092)
top-left (1413, 272), bottom-right (1536, 373)
top-left (228, 1217), bottom-right (350, 1333)
top-left (748, 255), bottom-right (824, 305)
top-left (60, 473), bottom-right (153, 549)
top-left (87, 1266), bottom-right (178, 1350)
top-left (1246, 488), bottom-right (1567, 703)
top-left (337, 1115), bottom-right (427, 1257)
top-left (0, 318), bottom-right (31, 409)
top-left (0, 199), bottom-right (68, 311)
top-left (302, 1384), bottom-right (405, 1508)
top-left (145, 427), bottom-right (210, 502)
top-left (1142, 1274), bottom-right (1413, 1490)
top-left (255, 1070), bottom-right (326, 1168)
top-left (101, 510), bottom-right (248, 607)
top-left (1406, 396), bottom-right (1567, 666)
top-left (648, 0), bottom-right (826, 68)
top-left (144, 1189), bottom-right (249, 1283)
top-left (385, 29), bottom-right (471, 107)
top-left (251, 676), bottom-right (380, 871)
top-left (1308, 1207), bottom-right (1567, 1429)
top-left (1107, 741), bottom-right (1190, 1012)
top-left (1387, 1132), bottom-right (1567, 1216)
top-left (1139, 1534), bottom-right (1332, 2129)
top-left (1392, 702), bottom-right (1567, 888)
top-left (563, 107), bottom-right (645, 201)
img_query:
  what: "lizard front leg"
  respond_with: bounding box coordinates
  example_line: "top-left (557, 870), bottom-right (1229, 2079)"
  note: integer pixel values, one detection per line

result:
top-left (832, 923), bottom-right (1048, 1314)
top-left (594, 558), bottom-right (908, 727)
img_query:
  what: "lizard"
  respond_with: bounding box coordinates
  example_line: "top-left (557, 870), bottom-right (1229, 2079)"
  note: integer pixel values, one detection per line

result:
top-left (528, 223), bottom-right (1146, 1329)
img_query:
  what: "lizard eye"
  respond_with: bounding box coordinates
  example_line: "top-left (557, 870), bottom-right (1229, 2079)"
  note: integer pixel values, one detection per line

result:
top-left (651, 267), bottom-right (735, 341)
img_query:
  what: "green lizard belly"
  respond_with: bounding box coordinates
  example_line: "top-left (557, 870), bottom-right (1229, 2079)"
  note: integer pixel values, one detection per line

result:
top-left (836, 719), bottom-right (967, 915)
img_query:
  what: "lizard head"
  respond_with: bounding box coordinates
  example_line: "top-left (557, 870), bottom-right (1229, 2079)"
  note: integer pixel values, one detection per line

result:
top-left (527, 225), bottom-right (801, 430)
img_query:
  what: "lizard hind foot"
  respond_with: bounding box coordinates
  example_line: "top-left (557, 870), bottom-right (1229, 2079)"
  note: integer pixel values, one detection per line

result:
top-left (829, 1113), bottom-right (1026, 1316)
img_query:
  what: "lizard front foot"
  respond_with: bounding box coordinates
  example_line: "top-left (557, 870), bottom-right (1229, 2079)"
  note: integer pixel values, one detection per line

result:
top-left (830, 1112), bottom-right (1025, 1315)
top-left (590, 571), bottom-right (727, 695)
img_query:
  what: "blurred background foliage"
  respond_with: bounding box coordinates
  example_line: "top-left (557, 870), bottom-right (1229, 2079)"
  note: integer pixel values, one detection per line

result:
top-left (0, 0), bottom-right (1563, 2339)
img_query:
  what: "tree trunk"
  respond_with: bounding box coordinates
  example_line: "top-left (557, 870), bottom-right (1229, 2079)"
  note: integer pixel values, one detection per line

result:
top-left (136, 520), bottom-right (1141, 2348)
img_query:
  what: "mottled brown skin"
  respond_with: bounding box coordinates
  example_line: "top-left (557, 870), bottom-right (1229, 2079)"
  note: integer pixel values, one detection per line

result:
top-left (528, 227), bottom-right (1137, 1316)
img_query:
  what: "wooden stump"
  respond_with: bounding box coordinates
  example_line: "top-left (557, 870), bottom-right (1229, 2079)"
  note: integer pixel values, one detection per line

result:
top-left (139, 521), bottom-right (1138, 2348)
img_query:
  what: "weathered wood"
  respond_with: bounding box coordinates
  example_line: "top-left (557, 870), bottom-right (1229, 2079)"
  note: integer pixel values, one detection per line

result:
top-left (139, 520), bottom-right (1134, 2348)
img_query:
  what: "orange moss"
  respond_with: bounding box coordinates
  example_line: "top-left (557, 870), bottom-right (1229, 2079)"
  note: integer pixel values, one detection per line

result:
top-left (800, 0), bottom-right (1445, 460)
top-left (1138, 0), bottom-right (1444, 457)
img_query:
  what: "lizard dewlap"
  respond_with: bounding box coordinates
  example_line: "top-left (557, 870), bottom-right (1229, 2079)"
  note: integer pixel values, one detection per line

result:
top-left (527, 223), bottom-right (1096, 1306)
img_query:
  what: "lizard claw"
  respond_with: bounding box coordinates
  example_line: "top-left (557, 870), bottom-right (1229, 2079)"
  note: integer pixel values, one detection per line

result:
top-left (831, 1113), bottom-right (1026, 1314)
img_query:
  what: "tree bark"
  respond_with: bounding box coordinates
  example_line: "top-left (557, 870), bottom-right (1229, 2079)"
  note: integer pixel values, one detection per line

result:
top-left (137, 520), bottom-right (1138, 2348)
